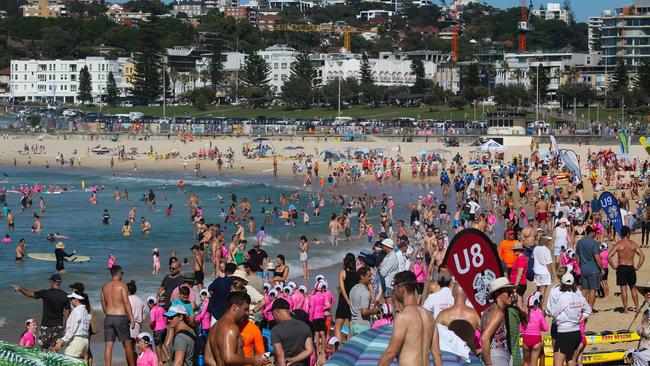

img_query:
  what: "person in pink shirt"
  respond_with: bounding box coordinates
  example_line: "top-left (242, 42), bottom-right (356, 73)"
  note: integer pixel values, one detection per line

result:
top-left (283, 287), bottom-right (295, 309)
top-left (262, 290), bottom-right (277, 328)
top-left (107, 253), bottom-right (116, 269)
top-left (135, 332), bottom-right (158, 366)
top-left (147, 296), bottom-right (168, 363)
top-left (18, 319), bottom-right (37, 347)
top-left (291, 285), bottom-right (306, 311)
top-left (152, 248), bottom-right (160, 276)
top-left (413, 255), bottom-right (428, 299)
top-left (194, 289), bottom-right (212, 338)
top-left (372, 304), bottom-right (393, 329)
top-left (309, 280), bottom-right (331, 355)
top-left (520, 291), bottom-right (548, 366)
top-left (599, 243), bottom-right (610, 298)
top-left (297, 285), bottom-right (311, 313)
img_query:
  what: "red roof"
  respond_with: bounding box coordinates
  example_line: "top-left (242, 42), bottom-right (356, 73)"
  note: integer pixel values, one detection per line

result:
top-left (0, 67), bottom-right (9, 75)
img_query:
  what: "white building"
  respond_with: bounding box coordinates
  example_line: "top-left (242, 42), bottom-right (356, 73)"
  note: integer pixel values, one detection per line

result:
top-left (530, 3), bottom-right (570, 24)
top-left (357, 9), bottom-right (394, 21)
top-left (258, 45), bottom-right (299, 94)
top-left (10, 57), bottom-right (129, 104)
top-left (495, 52), bottom-right (601, 92)
top-left (588, 16), bottom-right (603, 53)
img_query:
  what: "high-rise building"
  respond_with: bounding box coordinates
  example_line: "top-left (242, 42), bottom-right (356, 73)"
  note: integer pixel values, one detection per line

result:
top-left (588, 16), bottom-right (603, 53)
top-left (601, 0), bottom-right (650, 66)
top-left (21, 0), bottom-right (66, 18)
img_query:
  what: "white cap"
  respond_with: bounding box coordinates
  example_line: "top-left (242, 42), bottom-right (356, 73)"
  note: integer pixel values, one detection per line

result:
top-left (328, 336), bottom-right (340, 345)
top-left (413, 220), bottom-right (420, 226)
top-left (263, 283), bottom-right (271, 290)
top-left (381, 238), bottom-right (395, 249)
top-left (561, 272), bottom-right (574, 285)
top-left (137, 332), bottom-right (153, 344)
top-left (298, 285), bottom-right (307, 293)
top-left (288, 281), bottom-right (297, 289)
top-left (317, 280), bottom-right (328, 290)
top-left (527, 291), bottom-right (543, 307)
top-left (283, 286), bottom-right (293, 294)
top-left (269, 290), bottom-right (278, 297)
top-left (315, 274), bottom-right (325, 282)
top-left (200, 289), bottom-right (210, 297)
top-left (559, 218), bottom-right (570, 224)
top-left (147, 295), bottom-right (157, 304)
top-left (68, 292), bottom-right (83, 300)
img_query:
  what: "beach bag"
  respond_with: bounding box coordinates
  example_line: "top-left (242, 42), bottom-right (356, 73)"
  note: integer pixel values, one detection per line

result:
top-left (89, 307), bottom-right (100, 335)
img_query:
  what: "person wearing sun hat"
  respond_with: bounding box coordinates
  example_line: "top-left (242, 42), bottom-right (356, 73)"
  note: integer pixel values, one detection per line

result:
top-left (480, 277), bottom-right (517, 366)
top-left (54, 241), bottom-right (76, 273)
top-left (379, 238), bottom-right (399, 299)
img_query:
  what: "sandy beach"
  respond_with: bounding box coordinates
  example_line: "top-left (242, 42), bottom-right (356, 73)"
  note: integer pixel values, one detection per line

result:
top-left (2, 132), bottom-right (650, 363)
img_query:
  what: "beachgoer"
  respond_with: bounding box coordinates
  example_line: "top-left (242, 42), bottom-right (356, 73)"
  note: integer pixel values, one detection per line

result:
top-left (19, 319), bottom-right (37, 347)
top-left (576, 226), bottom-right (604, 310)
top-left (271, 298), bottom-right (313, 366)
top-left (101, 265), bottom-right (136, 366)
top-left (608, 225), bottom-right (645, 313)
top-left (55, 292), bottom-right (91, 359)
top-left (135, 332), bottom-right (158, 366)
top-left (349, 266), bottom-right (381, 336)
top-left (481, 277), bottom-right (517, 366)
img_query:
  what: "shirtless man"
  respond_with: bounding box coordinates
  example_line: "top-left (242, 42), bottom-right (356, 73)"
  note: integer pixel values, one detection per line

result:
top-left (192, 245), bottom-right (205, 290)
top-left (101, 265), bottom-right (136, 366)
top-left (619, 192), bottom-right (630, 211)
top-left (15, 238), bottom-right (26, 261)
top-left (209, 291), bottom-right (266, 366)
top-left (608, 226), bottom-right (645, 313)
top-left (535, 195), bottom-right (549, 231)
top-left (378, 271), bottom-right (442, 366)
top-left (329, 215), bottom-right (340, 247)
top-left (140, 217), bottom-right (151, 234)
top-left (114, 187), bottom-right (121, 201)
top-left (520, 218), bottom-right (539, 250)
top-left (235, 222), bottom-right (245, 241)
top-left (436, 285), bottom-right (481, 353)
top-left (127, 207), bottom-right (137, 223)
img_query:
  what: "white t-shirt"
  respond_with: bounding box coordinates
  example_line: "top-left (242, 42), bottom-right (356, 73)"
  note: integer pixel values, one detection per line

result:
top-left (423, 287), bottom-right (454, 318)
top-left (469, 201), bottom-right (480, 214)
top-left (533, 245), bottom-right (552, 276)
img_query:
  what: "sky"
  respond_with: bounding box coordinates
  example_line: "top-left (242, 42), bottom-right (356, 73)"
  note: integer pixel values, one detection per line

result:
top-left (482, 0), bottom-right (630, 22)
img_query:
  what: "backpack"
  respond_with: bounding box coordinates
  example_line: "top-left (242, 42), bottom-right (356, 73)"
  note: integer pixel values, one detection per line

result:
top-left (525, 248), bottom-right (535, 282)
top-left (176, 329), bottom-right (204, 366)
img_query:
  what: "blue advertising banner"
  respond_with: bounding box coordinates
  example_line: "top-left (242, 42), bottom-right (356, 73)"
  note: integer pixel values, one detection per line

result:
top-left (599, 191), bottom-right (623, 238)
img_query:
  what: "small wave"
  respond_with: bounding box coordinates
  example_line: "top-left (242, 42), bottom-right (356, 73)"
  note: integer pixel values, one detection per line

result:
top-left (111, 176), bottom-right (243, 188)
top-left (0, 317), bottom-right (6, 328)
top-left (261, 235), bottom-right (280, 246)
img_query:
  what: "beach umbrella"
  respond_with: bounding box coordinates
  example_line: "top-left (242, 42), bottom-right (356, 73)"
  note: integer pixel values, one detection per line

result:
top-left (294, 146), bottom-right (305, 150)
top-left (284, 146), bottom-right (295, 150)
top-left (0, 341), bottom-right (85, 365)
top-left (326, 325), bottom-right (483, 366)
top-left (252, 137), bottom-right (270, 143)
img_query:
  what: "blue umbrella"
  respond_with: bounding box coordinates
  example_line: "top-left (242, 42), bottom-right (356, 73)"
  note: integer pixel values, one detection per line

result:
top-left (326, 325), bottom-right (483, 366)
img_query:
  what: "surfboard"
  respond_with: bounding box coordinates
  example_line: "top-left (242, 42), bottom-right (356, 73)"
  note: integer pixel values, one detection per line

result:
top-left (27, 253), bottom-right (91, 263)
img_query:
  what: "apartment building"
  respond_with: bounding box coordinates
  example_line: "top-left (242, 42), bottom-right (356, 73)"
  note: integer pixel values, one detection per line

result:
top-left (601, 0), bottom-right (650, 66)
top-left (22, 0), bottom-right (66, 18)
top-left (530, 3), bottom-right (570, 24)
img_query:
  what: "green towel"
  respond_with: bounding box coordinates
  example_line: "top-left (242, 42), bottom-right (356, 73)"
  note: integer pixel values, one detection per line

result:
top-left (507, 307), bottom-right (523, 366)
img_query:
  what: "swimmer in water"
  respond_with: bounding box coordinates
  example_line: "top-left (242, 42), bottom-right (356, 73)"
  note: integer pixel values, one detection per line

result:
top-left (141, 217), bottom-right (151, 234)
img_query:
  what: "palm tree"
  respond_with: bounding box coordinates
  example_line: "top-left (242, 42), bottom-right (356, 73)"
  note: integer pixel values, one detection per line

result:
top-left (486, 63), bottom-right (495, 94)
top-left (168, 69), bottom-right (179, 100)
top-left (189, 69), bottom-right (199, 90)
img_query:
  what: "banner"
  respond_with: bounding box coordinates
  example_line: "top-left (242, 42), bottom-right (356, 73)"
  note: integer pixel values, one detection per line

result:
top-left (549, 135), bottom-right (559, 156)
top-left (562, 149), bottom-right (581, 181)
top-left (599, 191), bottom-right (623, 238)
top-left (442, 228), bottom-right (504, 314)
top-left (640, 136), bottom-right (650, 156)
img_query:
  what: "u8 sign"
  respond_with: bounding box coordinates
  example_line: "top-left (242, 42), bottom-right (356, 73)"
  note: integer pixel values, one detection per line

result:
top-left (442, 228), bottom-right (504, 314)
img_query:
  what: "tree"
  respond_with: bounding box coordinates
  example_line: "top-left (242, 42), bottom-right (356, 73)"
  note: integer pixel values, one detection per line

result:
top-left (562, 0), bottom-right (575, 24)
top-left (240, 53), bottom-right (271, 96)
top-left (290, 51), bottom-right (317, 87)
top-left (282, 51), bottom-right (317, 107)
top-left (78, 66), bottom-right (92, 105)
top-left (528, 63), bottom-right (550, 101)
top-left (494, 84), bottom-right (530, 107)
top-left (410, 58), bottom-right (426, 94)
top-left (359, 53), bottom-right (373, 85)
top-left (106, 71), bottom-right (119, 106)
top-left (130, 51), bottom-right (163, 105)
top-left (635, 62), bottom-right (650, 98)
top-left (556, 83), bottom-right (595, 107)
top-left (609, 59), bottom-right (629, 94)
top-left (462, 63), bottom-right (480, 102)
top-left (208, 44), bottom-right (224, 91)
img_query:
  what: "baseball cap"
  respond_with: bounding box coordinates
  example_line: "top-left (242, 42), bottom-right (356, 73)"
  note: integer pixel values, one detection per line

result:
top-left (328, 336), bottom-right (340, 346)
top-left (69, 282), bottom-right (85, 292)
top-left (68, 292), bottom-right (84, 300)
top-left (164, 304), bottom-right (188, 317)
top-left (25, 319), bottom-right (36, 325)
top-left (146, 295), bottom-right (157, 304)
top-left (527, 291), bottom-right (543, 307)
top-left (110, 265), bottom-right (123, 275)
top-left (137, 332), bottom-right (153, 343)
top-left (561, 272), bottom-right (574, 285)
top-left (49, 274), bottom-right (62, 283)
top-left (271, 298), bottom-right (290, 311)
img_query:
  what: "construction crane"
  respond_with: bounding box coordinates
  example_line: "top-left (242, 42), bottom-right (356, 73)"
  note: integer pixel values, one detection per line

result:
top-left (451, 0), bottom-right (461, 61)
top-left (517, 0), bottom-right (532, 53)
top-left (273, 23), bottom-right (377, 53)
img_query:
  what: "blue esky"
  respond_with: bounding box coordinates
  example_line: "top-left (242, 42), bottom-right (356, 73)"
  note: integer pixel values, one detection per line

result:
top-left (482, 0), bottom-right (630, 22)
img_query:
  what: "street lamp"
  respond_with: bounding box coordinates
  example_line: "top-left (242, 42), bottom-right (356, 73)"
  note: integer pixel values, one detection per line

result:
top-left (337, 60), bottom-right (343, 118)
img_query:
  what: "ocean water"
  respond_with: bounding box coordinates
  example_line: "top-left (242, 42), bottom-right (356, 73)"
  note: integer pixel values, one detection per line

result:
top-left (0, 167), bottom-right (454, 342)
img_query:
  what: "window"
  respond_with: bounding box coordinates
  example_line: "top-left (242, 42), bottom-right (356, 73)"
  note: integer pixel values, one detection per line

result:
top-left (281, 74), bottom-right (287, 81)
top-left (70, 85), bottom-right (77, 92)
top-left (274, 74), bottom-right (278, 80)
top-left (71, 74), bottom-right (76, 81)
top-left (38, 75), bottom-right (46, 81)
top-left (38, 85), bottom-right (46, 92)
top-left (281, 63), bottom-right (287, 69)
top-left (70, 65), bottom-right (77, 72)
top-left (274, 63), bottom-right (278, 69)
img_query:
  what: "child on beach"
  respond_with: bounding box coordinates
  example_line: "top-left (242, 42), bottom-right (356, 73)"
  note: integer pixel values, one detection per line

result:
top-left (135, 332), bottom-right (158, 366)
top-left (372, 304), bottom-right (393, 329)
top-left (152, 248), bottom-right (160, 275)
top-left (147, 296), bottom-right (168, 363)
top-left (520, 291), bottom-right (548, 366)
top-left (166, 204), bottom-right (172, 218)
top-left (413, 255), bottom-right (428, 297)
top-left (367, 224), bottom-right (374, 243)
top-left (107, 254), bottom-right (116, 270)
top-left (18, 319), bottom-right (37, 347)
top-left (1, 234), bottom-right (11, 244)
top-left (599, 243), bottom-right (609, 298)
top-left (195, 289), bottom-right (211, 339)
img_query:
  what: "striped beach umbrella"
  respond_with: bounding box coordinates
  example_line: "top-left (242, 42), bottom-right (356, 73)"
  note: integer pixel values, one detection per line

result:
top-left (325, 325), bottom-right (484, 366)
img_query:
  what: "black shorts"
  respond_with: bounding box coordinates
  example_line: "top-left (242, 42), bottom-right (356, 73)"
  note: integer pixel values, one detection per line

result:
top-left (313, 318), bottom-right (326, 332)
top-left (417, 283), bottom-right (424, 294)
top-left (616, 265), bottom-right (637, 287)
top-left (553, 331), bottom-right (582, 356)
top-left (516, 284), bottom-right (527, 296)
top-left (602, 268), bottom-right (609, 281)
top-left (194, 270), bottom-right (205, 285)
top-left (104, 315), bottom-right (131, 342)
top-left (550, 322), bottom-right (557, 339)
top-left (153, 329), bottom-right (166, 346)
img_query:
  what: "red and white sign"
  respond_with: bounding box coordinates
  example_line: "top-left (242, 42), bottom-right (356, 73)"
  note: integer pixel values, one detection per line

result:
top-left (442, 228), bottom-right (504, 314)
